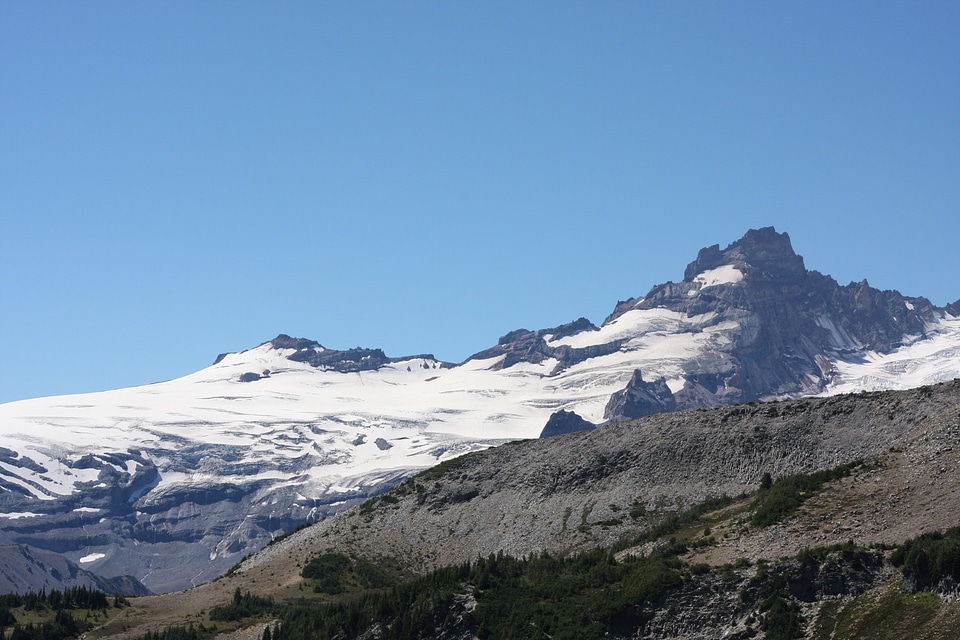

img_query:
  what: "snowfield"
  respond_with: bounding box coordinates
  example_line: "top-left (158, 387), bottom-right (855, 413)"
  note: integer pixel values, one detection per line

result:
top-left (2, 311), bottom-right (958, 509)
top-left (822, 314), bottom-right (960, 394)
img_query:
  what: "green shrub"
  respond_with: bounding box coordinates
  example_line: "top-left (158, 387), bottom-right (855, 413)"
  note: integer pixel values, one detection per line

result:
top-left (0, 607), bottom-right (16, 627)
top-left (301, 552), bottom-right (396, 595)
top-left (268, 548), bottom-right (685, 640)
top-left (759, 592), bottom-right (804, 639)
top-left (209, 588), bottom-right (275, 622)
top-left (420, 454), bottom-right (469, 480)
top-left (301, 553), bottom-right (352, 580)
top-left (891, 526), bottom-right (960, 591)
top-left (9, 610), bottom-right (90, 640)
top-left (751, 461), bottom-right (863, 527)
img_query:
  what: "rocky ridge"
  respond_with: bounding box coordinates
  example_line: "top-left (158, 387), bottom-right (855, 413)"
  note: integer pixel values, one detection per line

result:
top-left (605, 227), bottom-right (945, 408)
top-left (240, 379), bottom-right (960, 578)
top-left (1, 227), bottom-right (958, 593)
top-left (539, 409), bottom-right (597, 438)
top-left (603, 369), bottom-right (677, 421)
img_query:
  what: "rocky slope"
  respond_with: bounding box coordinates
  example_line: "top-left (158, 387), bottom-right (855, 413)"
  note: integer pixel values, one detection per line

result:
top-left (1, 227), bottom-right (958, 593)
top-left (105, 380), bottom-right (960, 640)
top-left (239, 379), bottom-right (960, 577)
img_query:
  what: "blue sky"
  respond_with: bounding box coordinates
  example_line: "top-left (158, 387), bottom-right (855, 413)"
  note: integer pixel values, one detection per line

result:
top-left (1, 1), bottom-right (958, 404)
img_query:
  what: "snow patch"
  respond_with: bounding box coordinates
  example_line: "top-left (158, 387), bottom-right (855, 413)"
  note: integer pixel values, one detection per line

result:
top-left (79, 553), bottom-right (105, 564)
top-left (694, 265), bottom-right (744, 289)
top-left (547, 308), bottom-right (716, 349)
top-left (665, 378), bottom-right (687, 394)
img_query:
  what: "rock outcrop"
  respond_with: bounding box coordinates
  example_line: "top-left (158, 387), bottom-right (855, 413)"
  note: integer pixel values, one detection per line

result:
top-left (539, 409), bottom-right (596, 438)
top-left (466, 318), bottom-right (622, 373)
top-left (605, 227), bottom-right (944, 408)
top-left (603, 369), bottom-right (677, 421)
top-left (271, 334), bottom-right (445, 373)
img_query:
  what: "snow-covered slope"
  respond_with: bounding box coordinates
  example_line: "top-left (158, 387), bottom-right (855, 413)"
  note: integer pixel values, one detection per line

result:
top-left (1, 227), bottom-right (958, 593)
top-left (823, 314), bottom-right (960, 394)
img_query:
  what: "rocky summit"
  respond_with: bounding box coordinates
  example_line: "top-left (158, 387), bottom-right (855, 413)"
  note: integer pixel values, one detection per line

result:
top-left (0, 227), bottom-right (958, 593)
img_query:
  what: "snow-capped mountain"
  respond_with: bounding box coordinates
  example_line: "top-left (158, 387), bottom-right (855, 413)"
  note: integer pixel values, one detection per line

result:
top-left (1, 227), bottom-right (958, 593)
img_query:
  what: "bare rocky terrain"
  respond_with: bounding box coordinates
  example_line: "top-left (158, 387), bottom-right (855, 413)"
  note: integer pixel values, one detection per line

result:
top-left (240, 380), bottom-right (960, 578)
top-left (82, 379), bottom-right (960, 639)
top-left (690, 431), bottom-right (960, 568)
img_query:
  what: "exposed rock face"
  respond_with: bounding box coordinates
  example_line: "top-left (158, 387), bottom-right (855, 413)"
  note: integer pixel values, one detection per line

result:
top-left (273, 334), bottom-right (446, 373)
top-left (269, 334), bottom-right (323, 351)
top-left (460, 227), bottom-right (951, 411)
top-left (603, 370), bottom-right (677, 421)
top-left (0, 442), bottom-right (407, 593)
top-left (466, 318), bottom-right (623, 373)
top-left (682, 226), bottom-right (807, 282)
top-left (603, 227), bottom-right (943, 407)
top-left (635, 550), bottom-right (890, 640)
top-left (539, 410), bottom-right (596, 438)
top-left (287, 345), bottom-right (394, 372)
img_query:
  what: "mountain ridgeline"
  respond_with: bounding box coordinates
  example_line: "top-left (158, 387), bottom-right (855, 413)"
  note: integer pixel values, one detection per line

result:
top-left (0, 226), bottom-right (957, 594)
top-left (492, 227), bottom-right (948, 415)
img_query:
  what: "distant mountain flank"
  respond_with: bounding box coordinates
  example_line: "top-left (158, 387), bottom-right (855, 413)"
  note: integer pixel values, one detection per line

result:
top-left (0, 545), bottom-right (149, 596)
top-left (1, 227), bottom-right (958, 593)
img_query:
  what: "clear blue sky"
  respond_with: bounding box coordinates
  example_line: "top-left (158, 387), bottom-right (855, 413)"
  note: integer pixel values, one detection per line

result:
top-left (1, 1), bottom-right (958, 404)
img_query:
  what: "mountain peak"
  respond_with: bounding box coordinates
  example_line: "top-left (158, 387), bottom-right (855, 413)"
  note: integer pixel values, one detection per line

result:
top-left (270, 334), bottom-right (323, 351)
top-left (683, 227), bottom-right (805, 282)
